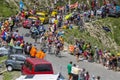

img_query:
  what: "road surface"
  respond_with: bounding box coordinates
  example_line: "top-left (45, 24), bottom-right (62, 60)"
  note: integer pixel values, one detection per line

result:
top-left (18, 26), bottom-right (120, 80)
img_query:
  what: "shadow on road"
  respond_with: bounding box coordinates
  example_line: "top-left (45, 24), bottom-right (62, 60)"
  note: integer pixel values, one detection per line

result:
top-left (24, 33), bottom-right (30, 37)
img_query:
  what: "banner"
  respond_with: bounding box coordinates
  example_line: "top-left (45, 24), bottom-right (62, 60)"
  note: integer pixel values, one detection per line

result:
top-left (57, 6), bottom-right (64, 10)
top-left (69, 2), bottom-right (78, 9)
top-left (19, 0), bottom-right (24, 11)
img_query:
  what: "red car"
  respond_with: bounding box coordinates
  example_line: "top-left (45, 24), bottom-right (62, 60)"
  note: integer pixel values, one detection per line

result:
top-left (21, 58), bottom-right (54, 75)
top-left (22, 16), bottom-right (37, 28)
top-left (22, 19), bottom-right (31, 28)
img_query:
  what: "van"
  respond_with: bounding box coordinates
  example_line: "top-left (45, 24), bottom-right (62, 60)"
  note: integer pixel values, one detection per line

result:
top-left (21, 58), bottom-right (54, 75)
top-left (36, 12), bottom-right (49, 24)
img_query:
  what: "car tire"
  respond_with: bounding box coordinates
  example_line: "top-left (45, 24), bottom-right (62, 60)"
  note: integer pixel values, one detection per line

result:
top-left (7, 65), bottom-right (13, 72)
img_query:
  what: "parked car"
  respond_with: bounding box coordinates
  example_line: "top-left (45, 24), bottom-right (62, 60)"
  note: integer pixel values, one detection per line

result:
top-left (22, 16), bottom-right (37, 28)
top-left (0, 47), bottom-right (9, 57)
top-left (21, 58), bottom-right (54, 75)
top-left (36, 12), bottom-right (49, 24)
top-left (5, 54), bottom-right (27, 71)
top-left (108, 6), bottom-right (120, 18)
top-left (9, 46), bottom-right (23, 54)
top-left (16, 73), bottom-right (65, 80)
top-left (108, 10), bottom-right (120, 18)
top-left (96, 7), bottom-right (103, 16)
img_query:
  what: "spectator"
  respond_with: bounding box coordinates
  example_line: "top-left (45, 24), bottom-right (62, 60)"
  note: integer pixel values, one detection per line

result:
top-left (94, 46), bottom-right (99, 63)
top-left (75, 47), bottom-right (80, 62)
top-left (79, 68), bottom-right (86, 80)
top-left (112, 54), bottom-right (117, 71)
top-left (91, 75), bottom-right (96, 80)
top-left (71, 64), bottom-right (80, 80)
top-left (85, 71), bottom-right (90, 80)
top-left (98, 49), bottom-right (103, 63)
top-left (67, 61), bottom-right (73, 80)
top-left (96, 76), bottom-right (100, 80)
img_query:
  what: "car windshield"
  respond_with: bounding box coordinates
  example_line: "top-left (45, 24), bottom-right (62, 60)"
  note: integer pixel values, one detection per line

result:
top-left (16, 56), bottom-right (26, 61)
top-left (36, 14), bottom-right (45, 17)
top-left (28, 18), bottom-right (36, 21)
top-left (12, 48), bottom-right (23, 54)
top-left (34, 64), bottom-right (52, 72)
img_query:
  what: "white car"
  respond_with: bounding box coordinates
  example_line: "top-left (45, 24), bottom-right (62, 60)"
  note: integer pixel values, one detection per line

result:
top-left (96, 6), bottom-right (104, 15)
top-left (0, 47), bottom-right (9, 56)
top-left (96, 9), bottom-right (102, 15)
top-left (16, 73), bottom-right (65, 80)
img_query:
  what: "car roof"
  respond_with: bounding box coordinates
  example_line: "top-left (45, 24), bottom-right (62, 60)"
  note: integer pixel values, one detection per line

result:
top-left (36, 12), bottom-right (48, 15)
top-left (16, 74), bottom-right (60, 80)
top-left (28, 16), bottom-right (37, 20)
top-left (26, 58), bottom-right (52, 65)
top-left (9, 54), bottom-right (27, 58)
top-left (13, 46), bottom-right (22, 49)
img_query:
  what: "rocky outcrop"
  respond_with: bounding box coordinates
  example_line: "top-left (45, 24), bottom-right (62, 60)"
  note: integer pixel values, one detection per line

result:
top-left (85, 22), bottom-right (118, 50)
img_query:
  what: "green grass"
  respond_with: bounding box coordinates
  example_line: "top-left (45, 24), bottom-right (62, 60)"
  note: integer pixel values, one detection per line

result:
top-left (0, 56), bottom-right (7, 63)
top-left (63, 28), bottom-right (104, 49)
top-left (3, 72), bottom-right (12, 80)
top-left (0, 0), bottom-right (17, 17)
top-left (95, 17), bottom-right (120, 46)
top-left (63, 17), bottom-right (120, 54)
top-left (3, 71), bottom-right (21, 80)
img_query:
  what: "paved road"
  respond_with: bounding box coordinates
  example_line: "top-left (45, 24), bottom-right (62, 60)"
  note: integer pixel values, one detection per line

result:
top-left (18, 26), bottom-right (120, 80)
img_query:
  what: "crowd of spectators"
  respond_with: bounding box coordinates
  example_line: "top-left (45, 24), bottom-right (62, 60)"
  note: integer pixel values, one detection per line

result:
top-left (68, 39), bottom-right (120, 72)
top-left (67, 61), bottom-right (101, 80)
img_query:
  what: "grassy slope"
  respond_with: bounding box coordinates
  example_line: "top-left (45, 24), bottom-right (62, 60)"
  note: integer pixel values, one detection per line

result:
top-left (0, 0), bottom-right (17, 18)
top-left (3, 71), bottom-right (21, 80)
top-left (63, 28), bottom-right (104, 49)
top-left (98, 18), bottom-right (120, 46)
top-left (63, 17), bottom-right (120, 54)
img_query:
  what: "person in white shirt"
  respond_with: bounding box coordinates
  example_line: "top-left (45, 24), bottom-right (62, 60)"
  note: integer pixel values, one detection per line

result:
top-left (71, 64), bottom-right (80, 80)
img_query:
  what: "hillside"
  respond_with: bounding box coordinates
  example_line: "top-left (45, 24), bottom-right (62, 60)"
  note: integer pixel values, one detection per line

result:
top-left (0, 0), bottom-right (17, 18)
top-left (64, 17), bottom-right (120, 54)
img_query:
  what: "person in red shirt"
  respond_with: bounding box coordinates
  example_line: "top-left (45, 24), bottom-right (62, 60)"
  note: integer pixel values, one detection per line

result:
top-left (35, 18), bottom-right (40, 28)
top-left (21, 11), bottom-right (25, 20)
